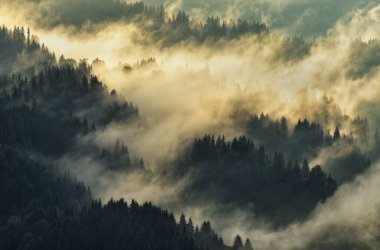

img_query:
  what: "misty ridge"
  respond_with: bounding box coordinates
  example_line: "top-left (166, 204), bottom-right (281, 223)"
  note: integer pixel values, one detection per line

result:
top-left (2, 0), bottom-right (380, 250)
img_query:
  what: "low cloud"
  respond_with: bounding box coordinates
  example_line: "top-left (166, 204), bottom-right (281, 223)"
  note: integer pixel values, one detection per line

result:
top-left (3, 1), bottom-right (380, 248)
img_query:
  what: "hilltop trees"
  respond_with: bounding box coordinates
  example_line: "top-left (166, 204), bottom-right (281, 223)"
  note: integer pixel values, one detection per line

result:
top-left (0, 62), bottom-right (141, 167)
top-left (232, 235), bottom-right (254, 250)
top-left (346, 39), bottom-right (380, 79)
top-left (0, 15), bottom-right (378, 249)
top-left (0, 26), bottom-right (239, 250)
top-left (0, 26), bottom-right (141, 168)
top-left (171, 110), bottom-right (372, 225)
top-left (174, 134), bottom-right (337, 225)
top-left (0, 147), bottom-right (232, 250)
top-left (154, 10), bottom-right (268, 45)
top-left (246, 113), bottom-right (362, 159)
top-left (26, 0), bottom-right (269, 46)
top-left (232, 235), bottom-right (243, 250)
top-left (0, 25), bottom-right (55, 75)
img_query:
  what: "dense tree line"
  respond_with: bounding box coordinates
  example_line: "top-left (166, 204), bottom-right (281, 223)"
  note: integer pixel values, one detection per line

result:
top-left (20, 0), bottom-right (314, 62)
top-left (0, 104), bottom-right (85, 156)
top-left (347, 39), bottom-right (380, 79)
top-left (174, 134), bottom-right (337, 225)
top-left (33, 0), bottom-right (268, 46)
top-left (0, 63), bottom-right (140, 169)
top-left (0, 148), bottom-right (246, 250)
top-left (0, 147), bottom-right (92, 225)
top-left (246, 113), bottom-right (367, 157)
top-left (0, 25), bottom-right (56, 75)
top-left (170, 111), bottom-right (373, 225)
top-left (0, 25), bottom-right (252, 250)
top-left (98, 139), bottom-right (146, 172)
top-left (0, 22), bottom-right (376, 249)
top-left (0, 27), bottom-right (140, 172)
top-left (273, 36), bottom-right (312, 63)
top-left (245, 113), bottom-right (372, 183)
top-left (159, 12), bottom-right (268, 45)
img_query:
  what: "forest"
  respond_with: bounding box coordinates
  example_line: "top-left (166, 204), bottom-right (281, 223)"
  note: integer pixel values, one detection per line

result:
top-left (30, 0), bottom-right (269, 45)
top-left (0, 26), bottom-right (257, 250)
top-left (2, 0), bottom-right (380, 249)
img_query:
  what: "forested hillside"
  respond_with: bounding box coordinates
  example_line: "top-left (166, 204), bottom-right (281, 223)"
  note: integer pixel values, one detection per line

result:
top-left (0, 25), bottom-right (55, 75)
top-left (0, 147), bottom-right (237, 250)
top-left (30, 0), bottom-right (269, 46)
top-left (2, 0), bottom-right (380, 248)
top-left (0, 26), bottom-right (251, 250)
top-left (173, 135), bottom-right (337, 225)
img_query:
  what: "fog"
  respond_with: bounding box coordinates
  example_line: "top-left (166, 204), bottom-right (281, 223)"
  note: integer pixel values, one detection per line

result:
top-left (2, 0), bottom-right (380, 248)
top-left (135, 0), bottom-right (370, 37)
top-left (2, 0), bottom-right (370, 37)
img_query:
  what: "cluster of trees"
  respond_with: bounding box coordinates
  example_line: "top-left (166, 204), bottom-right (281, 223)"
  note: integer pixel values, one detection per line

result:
top-left (36, 0), bottom-right (268, 46)
top-left (231, 235), bottom-right (254, 250)
top-left (1, 20), bottom-right (378, 248)
top-left (246, 113), bottom-right (361, 159)
top-left (273, 36), bottom-right (312, 63)
top-left (136, 57), bottom-right (157, 68)
top-left (99, 139), bottom-right (145, 172)
top-left (246, 114), bottom-right (288, 149)
top-left (178, 215), bottom-right (231, 250)
top-left (44, 1), bottom-right (161, 27)
top-left (0, 25), bottom-right (55, 75)
top-left (245, 114), bottom-right (372, 185)
top-left (351, 116), bottom-right (369, 142)
top-left (346, 39), bottom-right (380, 79)
top-left (0, 62), bottom-right (140, 166)
top-left (0, 25), bottom-right (252, 249)
top-left (26, 0), bottom-right (314, 64)
top-left (174, 134), bottom-right (337, 225)
top-left (159, 12), bottom-right (268, 45)
top-left (0, 147), bottom-right (243, 250)
top-left (0, 104), bottom-right (87, 156)
top-left (0, 147), bottom-right (92, 225)
top-left (0, 27), bottom-right (139, 166)
top-left (293, 118), bottom-right (343, 146)
top-left (325, 145), bottom-right (371, 183)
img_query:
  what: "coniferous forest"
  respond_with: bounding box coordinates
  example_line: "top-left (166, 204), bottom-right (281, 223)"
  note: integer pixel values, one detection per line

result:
top-left (2, 0), bottom-right (380, 249)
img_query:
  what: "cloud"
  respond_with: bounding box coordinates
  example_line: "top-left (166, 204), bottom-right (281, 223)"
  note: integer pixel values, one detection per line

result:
top-left (4, 1), bottom-right (380, 248)
top-left (247, 161), bottom-right (380, 249)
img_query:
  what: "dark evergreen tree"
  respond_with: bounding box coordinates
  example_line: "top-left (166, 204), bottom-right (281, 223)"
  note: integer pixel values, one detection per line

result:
top-left (232, 235), bottom-right (243, 250)
top-left (333, 126), bottom-right (341, 140)
top-left (244, 239), bottom-right (254, 250)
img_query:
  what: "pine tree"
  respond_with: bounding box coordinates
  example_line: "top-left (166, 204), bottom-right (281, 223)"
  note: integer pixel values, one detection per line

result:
top-left (333, 126), bottom-right (341, 140)
top-left (26, 27), bottom-right (30, 46)
top-left (302, 159), bottom-right (310, 178)
top-left (187, 218), bottom-right (194, 234)
top-left (179, 213), bottom-right (187, 232)
top-left (244, 238), bottom-right (254, 250)
top-left (233, 235), bottom-right (243, 250)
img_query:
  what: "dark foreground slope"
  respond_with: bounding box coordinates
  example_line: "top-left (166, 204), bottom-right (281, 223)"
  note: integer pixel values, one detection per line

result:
top-left (0, 147), bottom-right (234, 250)
top-left (0, 26), bottom-right (246, 250)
